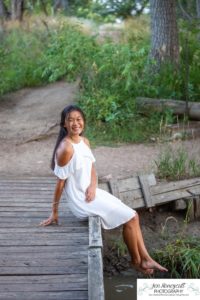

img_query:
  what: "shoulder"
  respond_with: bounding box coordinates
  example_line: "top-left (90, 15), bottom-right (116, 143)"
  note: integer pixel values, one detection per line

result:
top-left (56, 138), bottom-right (73, 167)
top-left (82, 136), bottom-right (91, 148)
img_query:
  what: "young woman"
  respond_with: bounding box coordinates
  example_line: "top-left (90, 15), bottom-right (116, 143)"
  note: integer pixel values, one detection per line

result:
top-left (40, 104), bottom-right (168, 275)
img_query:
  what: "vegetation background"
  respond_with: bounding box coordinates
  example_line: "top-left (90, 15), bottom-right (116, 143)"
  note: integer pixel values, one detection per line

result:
top-left (0, 0), bottom-right (199, 144)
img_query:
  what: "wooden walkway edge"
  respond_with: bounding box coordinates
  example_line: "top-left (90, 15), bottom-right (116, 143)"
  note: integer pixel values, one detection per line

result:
top-left (88, 216), bottom-right (104, 300)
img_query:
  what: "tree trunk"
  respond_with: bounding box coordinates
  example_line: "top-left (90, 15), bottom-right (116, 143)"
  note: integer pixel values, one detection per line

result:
top-left (11, 0), bottom-right (24, 21)
top-left (149, 0), bottom-right (179, 69)
top-left (197, 0), bottom-right (200, 17)
top-left (53, 0), bottom-right (69, 13)
top-left (136, 97), bottom-right (200, 120)
top-left (0, 0), bottom-right (8, 19)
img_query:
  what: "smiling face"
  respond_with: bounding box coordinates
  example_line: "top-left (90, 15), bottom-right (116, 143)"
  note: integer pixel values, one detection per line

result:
top-left (64, 110), bottom-right (85, 137)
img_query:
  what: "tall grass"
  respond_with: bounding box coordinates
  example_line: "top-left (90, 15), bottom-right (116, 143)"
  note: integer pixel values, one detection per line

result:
top-left (155, 146), bottom-right (200, 180)
top-left (153, 238), bottom-right (200, 278)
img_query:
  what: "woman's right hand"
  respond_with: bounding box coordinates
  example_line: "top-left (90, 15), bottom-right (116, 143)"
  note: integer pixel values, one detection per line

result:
top-left (39, 211), bottom-right (58, 226)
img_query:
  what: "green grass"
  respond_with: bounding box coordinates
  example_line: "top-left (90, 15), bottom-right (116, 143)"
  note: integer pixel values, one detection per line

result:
top-left (153, 237), bottom-right (200, 278)
top-left (155, 146), bottom-right (200, 181)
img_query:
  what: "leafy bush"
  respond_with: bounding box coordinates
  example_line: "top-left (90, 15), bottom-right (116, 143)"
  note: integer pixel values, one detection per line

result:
top-left (0, 27), bottom-right (48, 95)
top-left (41, 22), bottom-right (97, 82)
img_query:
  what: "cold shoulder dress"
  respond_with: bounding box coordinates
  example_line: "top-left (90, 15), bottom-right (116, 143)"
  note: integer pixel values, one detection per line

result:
top-left (54, 139), bottom-right (136, 229)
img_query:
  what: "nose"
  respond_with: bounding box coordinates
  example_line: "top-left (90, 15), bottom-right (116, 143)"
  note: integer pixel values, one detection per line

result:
top-left (73, 120), bottom-right (78, 126)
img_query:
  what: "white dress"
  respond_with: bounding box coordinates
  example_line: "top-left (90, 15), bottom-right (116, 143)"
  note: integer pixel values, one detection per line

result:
top-left (54, 139), bottom-right (136, 229)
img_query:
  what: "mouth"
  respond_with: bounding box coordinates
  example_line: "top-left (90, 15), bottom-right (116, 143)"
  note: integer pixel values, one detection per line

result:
top-left (72, 127), bottom-right (81, 131)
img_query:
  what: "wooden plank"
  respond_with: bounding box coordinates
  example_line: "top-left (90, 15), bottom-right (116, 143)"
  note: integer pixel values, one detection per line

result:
top-left (194, 196), bottom-right (200, 219)
top-left (0, 197), bottom-right (65, 202)
top-left (138, 175), bottom-right (154, 208)
top-left (88, 216), bottom-right (104, 300)
top-left (89, 216), bottom-right (102, 248)
top-left (187, 185), bottom-right (200, 196)
top-left (108, 179), bottom-right (120, 198)
top-left (0, 186), bottom-right (55, 191)
top-left (0, 216), bottom-right (85, 222)
top-left (0, 245), bottom-right (88, 253)
top-left (0, 226), bottom-right (87, 233)
top-left (151, 178), bottom-right (200, 195)
top-left (98, 182), bottom-right (109, 192)
top-left (0, 274), bottom-right (86, 283)
top-left (152, 190), bottom-right (192, 205)
top-left (0, 265), bottom-right (87, 275)
top-left (118, 173), bottom-right (156, 193)
top-left (0, 176), bottom-right (55, 182)
top-left (0, 257), bottom-right (88, 267)
top-left (119, 194), bottom-right (144, 209)
top-left (0, 251), bottom-right (87, 260)
top-left (88, 248), bottom-right (104, 300)
top-left (0, 207), bottom-right (70, 213)
top-left (0, 291), bottom-right (88, 300)
top-left (0, 238), bottom-right (88, 246)
top-left (120, 189), bottom-right (143, 201)
top-left (0, 281), bottom-right (87, 292)
top-left (0, 232), bottom-right (88, 240)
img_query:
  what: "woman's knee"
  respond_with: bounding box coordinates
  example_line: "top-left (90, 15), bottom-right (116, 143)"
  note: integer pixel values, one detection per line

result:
top-left (124, 213), bottom-right (138, 229)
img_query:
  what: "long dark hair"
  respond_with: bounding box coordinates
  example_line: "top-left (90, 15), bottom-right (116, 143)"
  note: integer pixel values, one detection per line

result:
top-left (51, 104), bottom-right (86, 170)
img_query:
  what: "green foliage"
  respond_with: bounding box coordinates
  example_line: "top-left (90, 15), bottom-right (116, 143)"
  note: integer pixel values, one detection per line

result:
top-left (179, 19), bottom-right (200, 101)
top-left (112, 238), bottom-right (128, 257)
top-left (40, 23), bottom-right (96, 82)
top-left (94, 0), bottom-right (149, 19)
top-left (0, 16), bottom-right (199, 143)
top-left (0, 27), bottom-right (48, 95)
top-left (153, 238), bottom-right (200, 278)
top-left (155, 146), bottom-right (200, 180)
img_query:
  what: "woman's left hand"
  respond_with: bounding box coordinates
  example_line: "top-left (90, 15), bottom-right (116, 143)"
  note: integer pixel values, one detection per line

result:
top-left (85, 184), bottom-right (96, 202)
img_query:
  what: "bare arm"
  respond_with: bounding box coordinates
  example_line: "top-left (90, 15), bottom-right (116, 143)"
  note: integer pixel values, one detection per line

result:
top-left (83, 137), bottom-right (97, 202)
top-left (40, 178), bottom-right (66, 226)
top-left (40, 139), bottom-right (73, 226)
top-left (85, 163), bottom-right (97, 202)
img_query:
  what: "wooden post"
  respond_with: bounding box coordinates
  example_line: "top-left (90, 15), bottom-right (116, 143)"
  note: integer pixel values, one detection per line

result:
top-left (108, 179), bottom-right (120, 199)
top-left (185, 198), bottom-right (195, 221)
top-left (138, 175), bottom-right (154, 208)
top-left (88, 216), bottom-right (104, 300)
top-left (187, 188), bottom-right (200, 220)
top-left (194, 196), bottom-right (200, 219)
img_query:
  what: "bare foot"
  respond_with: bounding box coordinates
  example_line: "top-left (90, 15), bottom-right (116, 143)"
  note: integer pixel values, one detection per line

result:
top-left (131, 263), bottom-right (154, 275)
top-left (141, 259), bottom-right (168, 272)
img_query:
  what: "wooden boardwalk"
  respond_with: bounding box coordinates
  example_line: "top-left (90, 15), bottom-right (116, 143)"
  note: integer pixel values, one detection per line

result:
top-left (0, 177), bottom-right (104, 300)
top-left (1, 173), bottom-right (198, 299)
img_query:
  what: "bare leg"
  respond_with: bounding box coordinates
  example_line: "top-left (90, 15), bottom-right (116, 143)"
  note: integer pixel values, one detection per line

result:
top-left (123, 213), bottom-right (168, 273)
top-left (123, 214), bottom-right (153, 275)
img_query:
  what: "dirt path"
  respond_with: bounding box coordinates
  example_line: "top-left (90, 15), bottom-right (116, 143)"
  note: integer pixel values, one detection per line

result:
top-left (0, 80), bottom-right (160, 177)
